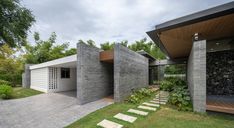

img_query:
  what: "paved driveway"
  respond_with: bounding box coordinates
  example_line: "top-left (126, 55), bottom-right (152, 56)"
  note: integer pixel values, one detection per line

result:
top-left (0, 91), bottom-right (113, 128)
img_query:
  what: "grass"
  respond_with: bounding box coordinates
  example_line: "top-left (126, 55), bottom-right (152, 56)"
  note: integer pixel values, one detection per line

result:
top-left (66, 99), bottom-right (234, 128)
top-left (10, 87), bottom-right (43, 99)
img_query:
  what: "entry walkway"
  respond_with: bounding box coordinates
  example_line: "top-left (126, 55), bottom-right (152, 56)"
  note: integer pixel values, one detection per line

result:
top-left (97, 91), bottom-right (169, 128)
top-left (0, 91), bottom-right (113, 128)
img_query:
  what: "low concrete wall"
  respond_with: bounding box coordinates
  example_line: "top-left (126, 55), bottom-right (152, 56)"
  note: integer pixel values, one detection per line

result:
top-left (187, 40), bottom-right (206, 112)
top-left (77, 43), bottom-right (113, 105)
top-left (114, 44), bottom-right (149, 102)
top-left (22, 64), bottom-right (34, 88)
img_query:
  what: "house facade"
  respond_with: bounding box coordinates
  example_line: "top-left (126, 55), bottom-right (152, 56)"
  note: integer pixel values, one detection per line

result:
top-left (22, 43), bottom-right (150, 104)
top-left (147, 1), bottom-right (234, 113)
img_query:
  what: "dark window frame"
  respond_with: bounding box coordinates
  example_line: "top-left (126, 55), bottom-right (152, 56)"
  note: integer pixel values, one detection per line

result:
top-left (61, 68), bottom-right (70, 78)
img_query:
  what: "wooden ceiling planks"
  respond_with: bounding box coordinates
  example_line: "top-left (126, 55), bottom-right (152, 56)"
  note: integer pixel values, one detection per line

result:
top-left (159, 13), bottom-right (234, 59)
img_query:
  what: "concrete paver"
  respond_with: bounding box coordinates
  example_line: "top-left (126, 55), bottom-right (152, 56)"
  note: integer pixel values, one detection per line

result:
top-left (0, 91), bottom-right (113, 128)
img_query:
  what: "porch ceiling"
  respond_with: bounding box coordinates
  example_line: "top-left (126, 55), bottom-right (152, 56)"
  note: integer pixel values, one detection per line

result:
top-left (160, 14), bottom-right (234, 59)
top-left (147, 2), bottom-right (234, 59)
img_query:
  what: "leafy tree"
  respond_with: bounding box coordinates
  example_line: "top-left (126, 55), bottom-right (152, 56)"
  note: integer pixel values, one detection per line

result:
top-left (24, 32), bottom-right (76, 64)
top-left (100, 42), bottom-right (115, 50)
top-left (78, 39), bottom-right (97, 47)
top-left (0, 0), bottom-right (35, 47)
top-left (99, 38), bottom-right (165, 60)
top-left (0, 44), bottom-right (23, 86)
top-left (128, 38), bottom-right (165, 60)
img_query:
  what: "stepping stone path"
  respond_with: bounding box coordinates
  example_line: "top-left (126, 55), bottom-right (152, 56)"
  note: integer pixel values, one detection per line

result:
top-left (142, 102), bottom-right (160, 107)
top-left (138, 105), bottom-right (157, 111)
top-left (149, 100), bottom-right (160, 104)
top-left (114, 113), bottom-right (137, 123)
top-left (97, 119), bottom-right (123, 128)
top-left (127, 109), bottom-right (148, 116)
top-left (159, 91), bottom-right (169, 105)
top-left (97, 91), bottom-right (170, 128)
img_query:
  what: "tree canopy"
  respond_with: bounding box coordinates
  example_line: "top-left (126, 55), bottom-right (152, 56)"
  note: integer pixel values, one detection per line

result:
top-left (24, 32), bottom-right (76, 64)
top-left (0, 0), bottom-right (35, 47)
top-left (100, 38), bottom-right (165, 60)
top-left (0, 44), bottom-right (23, 86)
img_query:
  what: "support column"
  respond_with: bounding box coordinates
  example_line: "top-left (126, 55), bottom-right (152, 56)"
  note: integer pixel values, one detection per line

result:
top-left (22, 64), bottom-right (34, 88)
top-left (187, 39), bottom-right (206, 112)
top-left (76, 43), bottom-right (113, 105)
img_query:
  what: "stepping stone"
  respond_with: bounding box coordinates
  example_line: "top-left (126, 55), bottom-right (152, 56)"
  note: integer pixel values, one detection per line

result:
top-left (160, 102), bottom-right (166, 105)
top-left (97, 119), bottom-right (123, 128)
top-left (142, 102), bottom-right (160, 107)
top-left (149, 100), bottom-right (160, 104)
top-left (114, 113), bottom-right (137, 123)
top-left (160, 99), bottom-right (168, 102)
top-left (153, 98), bottom-right (159, 100)
top-left (138, 105), bottom-right (157, 111)
top-left (127, 109), bottom-right (148, 116)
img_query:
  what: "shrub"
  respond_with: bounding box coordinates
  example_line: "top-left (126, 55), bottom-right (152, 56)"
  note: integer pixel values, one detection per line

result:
top-left (165, 77), bottom-right (186, 87)
top-left (160, 81), bottom-right (173, 91)
top-left (127, 88), bottom-right (154, 104)
top-left (169, 86), bottom-right (192, 111)
top-left (0, 84), bottom-right (13, 99)
top-left (161, 77), bottom-right (192, 111)
top-left (0, 80), bottom-right (12, 86)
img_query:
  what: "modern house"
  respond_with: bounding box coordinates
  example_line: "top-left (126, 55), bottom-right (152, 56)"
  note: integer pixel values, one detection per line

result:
top-left (23, 43), bottom-right (150, 104)
top-left (147, 1), bottom-right (234, 113)
top-left (22, 1), bottom-right (233, 114)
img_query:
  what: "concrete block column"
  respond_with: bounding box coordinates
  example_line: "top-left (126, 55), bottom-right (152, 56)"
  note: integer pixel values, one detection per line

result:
top-left (76, 43), bottom-right (113, 105)
top-left (22, 64), bottom-right (34, 88)
top-left (114, 44), bottom-right (149, 102)
top-left (187, 40), bottom-right (206, 112)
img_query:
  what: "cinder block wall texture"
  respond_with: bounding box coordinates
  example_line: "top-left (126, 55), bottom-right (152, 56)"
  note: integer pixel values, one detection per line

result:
top-left (187, 40), bottom-right (206, 112)
top-left (77, 43), bottom-right (113, 105)
top-left (114, 44), bottom-right (149, 102)
top-left (22, 64), bottom-right (34, 88)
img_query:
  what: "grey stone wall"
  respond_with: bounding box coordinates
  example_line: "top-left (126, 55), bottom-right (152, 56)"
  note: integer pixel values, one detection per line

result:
top-left (22, 64), bottom-right (34, 88)
top-left (114, 44), bottom-right (149, 102)
top-left (207, 50), bottom-right (234, 95)
top-left (187, 40), bottom-right (206, 112)
top-left (77, 43), bottom-right (113, 105)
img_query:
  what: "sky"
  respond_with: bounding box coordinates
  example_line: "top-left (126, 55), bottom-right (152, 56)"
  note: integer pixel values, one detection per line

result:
top-left (21, 0), bottom-right (233, 48)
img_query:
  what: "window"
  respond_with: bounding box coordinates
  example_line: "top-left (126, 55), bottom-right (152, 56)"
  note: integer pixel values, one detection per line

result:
top-left (61, 68), bottom-right (70, 78)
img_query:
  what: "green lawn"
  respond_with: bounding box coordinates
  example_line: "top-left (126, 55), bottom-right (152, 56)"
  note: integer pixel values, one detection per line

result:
top-left (66, 102), bottom-right (234, 128)
top-left (10, 87), bottom-right (43, 99)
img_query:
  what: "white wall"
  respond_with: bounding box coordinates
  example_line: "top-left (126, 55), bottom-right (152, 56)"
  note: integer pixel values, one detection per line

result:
top-left (30, 67), bottom-right (76, 93)
top-left (57, 67), bottom-right (77, 92)
top-left (31, 67), bottom-right (49, 92)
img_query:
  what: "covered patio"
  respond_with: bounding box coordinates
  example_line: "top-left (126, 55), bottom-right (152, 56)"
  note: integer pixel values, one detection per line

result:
top-left (147, 1), bottom-right (234, 113)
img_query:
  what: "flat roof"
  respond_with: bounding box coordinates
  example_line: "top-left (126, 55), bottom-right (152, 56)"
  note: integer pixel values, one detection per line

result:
top-left (137, 50), bottom-right (156, 62)
top-left (30, 54), bottom-right (77, 70)
top-left (147, 1), bottom-right (234, 59)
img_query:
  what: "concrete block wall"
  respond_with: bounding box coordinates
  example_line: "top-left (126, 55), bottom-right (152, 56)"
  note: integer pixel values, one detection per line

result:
top-left (77, 43), bottom-right (113, 105)
top-left (22, 64), bottom-right (34, 88)
top-left (187, 40), bottom-right (206, 112)
top-left (114, 44), bottom-right (149, 102)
